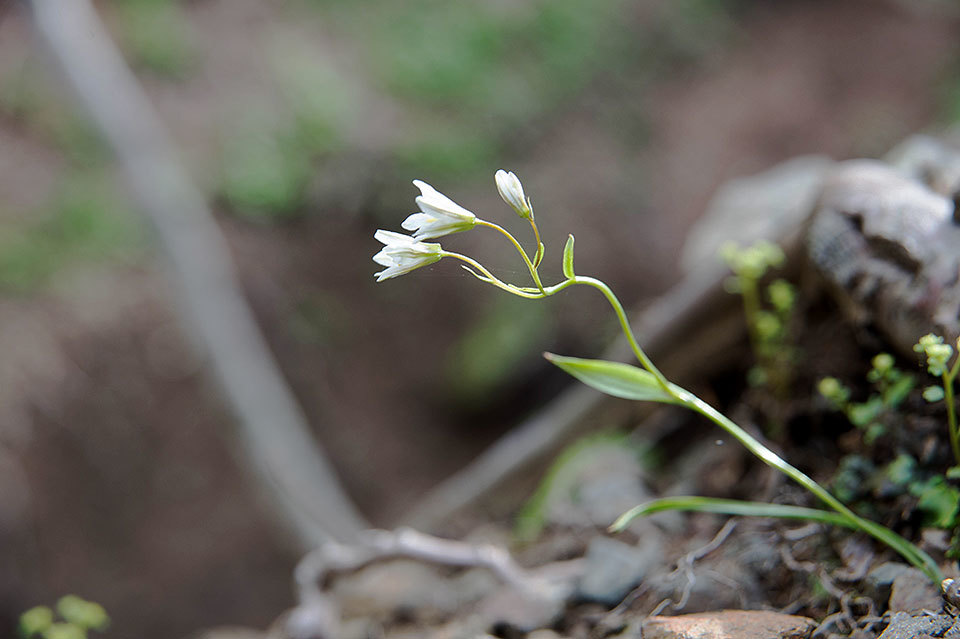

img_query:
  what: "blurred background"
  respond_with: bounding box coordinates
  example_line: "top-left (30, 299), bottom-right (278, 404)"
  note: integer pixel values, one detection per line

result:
top-left (1, 0), bottom-right (960, 636)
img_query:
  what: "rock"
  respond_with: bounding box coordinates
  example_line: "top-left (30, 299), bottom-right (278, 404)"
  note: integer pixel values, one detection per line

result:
top-left (876, 611), bottom-right (956, 639)
top-left (888, 568), bottom-right (942, 613)
top-left (473, 586), bottom-right (564, 634)
top-left (539, 438), bottom-right (656, 534)
top-left (576, 536), bottom-right (662, 606)
top-left (332, 560), bottom-right (497, 622)
top-left (681, 155), bottom-right (833, 273)
top-left (884, 134), bottom-right (960, 196)
top-left (194, 628), bottom-right (265, 639)
top-left (864, 562), bottom-right (913, 604)
top-left (806, 160), bottom-right (960, 358)
top-left (642, 610), bottom-right (816, 639)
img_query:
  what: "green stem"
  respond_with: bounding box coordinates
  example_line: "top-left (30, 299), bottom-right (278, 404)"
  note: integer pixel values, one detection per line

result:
top-left (612, 497), bottom-right (853, 532)
top-left (944, 368), bottom-right (960, 466)
top-left (476, 219), bottom-right (546, 294)
top-left (530, 218), bottom-right (544, 268)
top-left (571, 276), bottom-right (670, 391)
top-left (739, 274), bottom-right (764, 362)
top-left (675, 387), bottom-right (942, 582)
top-left (441, 251), bottom-right (543, 299)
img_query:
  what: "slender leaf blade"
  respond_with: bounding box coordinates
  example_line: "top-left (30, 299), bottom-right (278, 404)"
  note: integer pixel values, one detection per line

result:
top-left (562, 234), bottom-right (575, 279)
top-left (610, 496), bottom-right (853, 532)
top-left (544, 353), bottom-right (676, 403)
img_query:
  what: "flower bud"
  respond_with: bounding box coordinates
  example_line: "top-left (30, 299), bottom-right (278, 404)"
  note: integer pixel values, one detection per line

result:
top-left (495, 170), bottom-right (532, 219)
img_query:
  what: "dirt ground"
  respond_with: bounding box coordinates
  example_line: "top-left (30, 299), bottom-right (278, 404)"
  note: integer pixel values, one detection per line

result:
top-left (2, 1), bottom-right (960, 637)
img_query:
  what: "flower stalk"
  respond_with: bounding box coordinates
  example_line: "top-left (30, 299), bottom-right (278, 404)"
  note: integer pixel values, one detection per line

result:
top-left (374, 170), bottom-right (944, 585)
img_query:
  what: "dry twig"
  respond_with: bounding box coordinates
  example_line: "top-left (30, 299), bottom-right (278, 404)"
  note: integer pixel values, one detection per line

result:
top-left (23, 0), bottom-right (368, 547)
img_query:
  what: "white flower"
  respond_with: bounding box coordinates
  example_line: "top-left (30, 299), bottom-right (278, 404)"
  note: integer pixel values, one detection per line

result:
top-left (495, 169), bottom-right (531, 219)
top-left (401, 180), bottom-right (477, 240)
top-left (373, 230), bottom-right (443, 281)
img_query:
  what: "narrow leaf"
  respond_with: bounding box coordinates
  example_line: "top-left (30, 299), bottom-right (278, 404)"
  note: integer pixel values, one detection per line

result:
top-left (562, 234), bottom-right (575, 279)
top-left (610, 496), bottom-right (852, 532)
top-left (544, 353), bottom-right (676, 403)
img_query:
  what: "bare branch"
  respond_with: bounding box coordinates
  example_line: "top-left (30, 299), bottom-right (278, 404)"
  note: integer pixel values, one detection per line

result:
top-left (23, 0), bottom-right (368, 546)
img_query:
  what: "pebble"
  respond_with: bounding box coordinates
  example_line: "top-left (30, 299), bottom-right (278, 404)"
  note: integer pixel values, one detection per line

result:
top-left (888, 568), bottom-right (942, 614)
top-left (576, 536), bottom-right (662, 606)
top-left (642, 610), bottom-right (816, 639)
top-left (864, 562), bottom-right (913, 604)
top-left (876, 611), bottom-right (957, 639)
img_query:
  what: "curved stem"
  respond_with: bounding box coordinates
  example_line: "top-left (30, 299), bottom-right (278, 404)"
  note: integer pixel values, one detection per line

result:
top-left (476, 219), bottom-right (546, 294)
top-left (529, 218), bottom-right (544, 268)
top-left (572, 276), bottom-right (670, 390)
top-left (676, 387), bottom-right (942, 582)
top-left (441, 251), bottom-right (544, 299)
top-left (944, 369), bottom-right (960, 466)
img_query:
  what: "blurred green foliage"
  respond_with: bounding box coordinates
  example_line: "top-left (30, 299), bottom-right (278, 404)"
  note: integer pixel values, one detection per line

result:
top-left (515, 432), bottom-right (640, 542)
top-left (0, 70), bottom-right (107, 164)
top-left (444, 296), bottom-right (552, 405)
top-left (0, 171), bottom-right (141, 292)
top-left (19, 595), bottom-right (109, 639)
top-left (113, 0), bottom-right (197, 78)
top-left (219, 115), bottom-right (310, 221)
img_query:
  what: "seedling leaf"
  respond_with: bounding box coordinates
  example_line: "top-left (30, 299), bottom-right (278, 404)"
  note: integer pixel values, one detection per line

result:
top-left (544, 353), bottom-right (677, 403)
top-left (562, 234), bottom-right (575, 279)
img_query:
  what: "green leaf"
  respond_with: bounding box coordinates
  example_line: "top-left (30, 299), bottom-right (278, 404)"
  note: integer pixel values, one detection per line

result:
top-left (610, 496), bottom-right (852, 532)
top-left (56, 596), bottom-right (109, 631)
top-left (911, 476), bottom-right (960, 529)
top-left (923, 385), bottom-right (945, 403)
top-left (847, 396), bottom-right (883, 428)
top-left (885, 454), bottom-right (917, 486)
top-left (19, 606), bottom-right (53, 637)
top-left (562, 234), bottom-right (575, 279)
top-left (882, 373), bottom-right (915, 408)
top-left (544, 353), bottom-right (677, 403)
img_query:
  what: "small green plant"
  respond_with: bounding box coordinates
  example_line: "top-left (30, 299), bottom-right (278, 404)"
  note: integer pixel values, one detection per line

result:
top-left (720, 241), bottom-right (796, 394)
top-left (374, 170), bottom-right (943, 584)
top-left (914, 333), bottom-right (960, 468)
top-left (818, 352), bottom-right (915, 445)
top-left (19, 595), bottom-right (109, 639)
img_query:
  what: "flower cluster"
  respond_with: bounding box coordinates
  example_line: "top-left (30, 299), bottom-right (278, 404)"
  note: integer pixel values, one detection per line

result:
top-left (373, 171), bottom-right (536, 282)
top-left (915, 333), bottom-right (954, 377)
top-left (372, 230), bottom-right (442, 282)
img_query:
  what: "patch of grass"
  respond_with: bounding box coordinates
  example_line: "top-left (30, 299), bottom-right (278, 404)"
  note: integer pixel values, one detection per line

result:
top-left (269, 37), bottom-right (355, 156)
top-left (395, 124), bottom-right (499, 183)
top-left (0, 171), bottom-right (142, 292)
top-left (363, 0), bottom-right (627, 117)
top-left (0, 69), bottom-right (107, 164)
top-left (218, 115), bottom-right (310, 222)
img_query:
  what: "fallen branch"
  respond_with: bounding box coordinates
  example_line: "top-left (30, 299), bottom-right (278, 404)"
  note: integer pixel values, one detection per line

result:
top-left (23, 0), bottom-right (368, 547)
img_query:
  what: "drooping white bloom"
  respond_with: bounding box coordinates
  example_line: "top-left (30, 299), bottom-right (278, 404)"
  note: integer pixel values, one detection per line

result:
top-left (373, 230), bottom-right (443, 281)
top-left (401, 180), bottom-right (477, 240)
top-left (495, 169), bottom-right (531, 219)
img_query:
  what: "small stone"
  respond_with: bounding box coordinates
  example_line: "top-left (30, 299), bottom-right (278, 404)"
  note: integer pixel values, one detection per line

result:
top-left (888, 568), bottom-right (942, 613)
top-left (642, 610), bottom-right (816, 639)
top-left (474, 586), bottom-right (564, 634)
top-left (876, 611), bottom-right (954, 639)
top-left (576, 536), bottom-right (662, 606)
top-left (864, 562), bottom-right (913, 604)
top-left (194, 628), bottom-right (264, 639)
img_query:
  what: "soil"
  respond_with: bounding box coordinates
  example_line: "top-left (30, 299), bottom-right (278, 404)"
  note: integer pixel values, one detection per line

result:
top-left (2, 1), bottom-right (960, 638)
